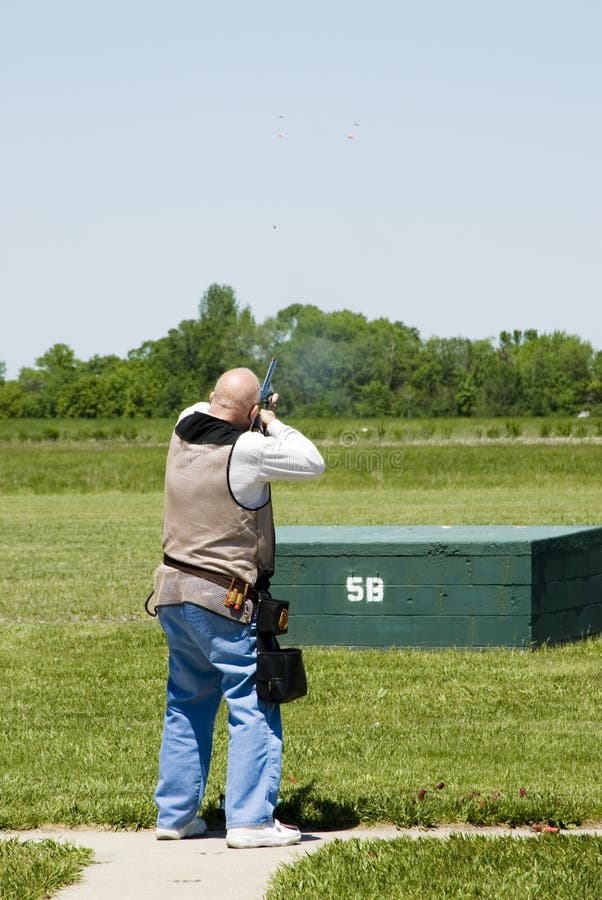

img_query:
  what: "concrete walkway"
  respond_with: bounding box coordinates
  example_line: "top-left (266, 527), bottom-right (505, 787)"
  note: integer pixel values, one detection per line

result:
top-left (6, 824), bottom-right (602, 900)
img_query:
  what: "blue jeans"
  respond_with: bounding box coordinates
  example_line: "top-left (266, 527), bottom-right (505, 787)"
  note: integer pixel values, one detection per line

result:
top-left (154, 603), bottom-right (282, 829)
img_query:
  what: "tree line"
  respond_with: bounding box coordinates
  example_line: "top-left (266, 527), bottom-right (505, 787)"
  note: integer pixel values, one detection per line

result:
top-left (1, 284), bottom-right (601, 419)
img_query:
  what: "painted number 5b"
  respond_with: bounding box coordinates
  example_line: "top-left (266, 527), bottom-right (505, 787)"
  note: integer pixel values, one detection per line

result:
top-left (346, 576), bottom-right (384, 603)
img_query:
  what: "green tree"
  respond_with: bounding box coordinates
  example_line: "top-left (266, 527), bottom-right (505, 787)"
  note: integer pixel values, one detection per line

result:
top-left (36, 343), bottom-right (78, 373)
top-left (55, 357), bottom-right (132, 418)
top-left (349, 318), bottom-right (421, 416)
top-left (135, 321), bottom-right (204, 414)
top-left (411, 337), bottom-right (476, 416)
top-left (118, 348), bottom-right (175, 417)
top-left (15, 367), bottom-right (49, 417)
top-left (197, 284), bottom-right (258, 393)
top-left (34, 344), bottom-right (80, 416)
top-left (588, 350), bottom-right (602, 414)
top-left (0, 380), bottom-right (25, 417)
top-left (455, 372), bottom-right (478, 416)
top-left (514, 331), bottom-right (593, 415)
top-left (480, 333), bottom-right (524, 416)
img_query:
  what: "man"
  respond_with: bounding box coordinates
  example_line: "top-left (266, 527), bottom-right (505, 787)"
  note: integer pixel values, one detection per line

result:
top-left (152, 367), bottom-right (324, 848)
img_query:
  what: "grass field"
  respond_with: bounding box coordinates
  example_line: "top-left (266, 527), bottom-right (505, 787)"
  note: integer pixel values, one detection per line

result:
top-left (267, 834), bottom-right (602, 899)
top-left (0, 838), bottom-right (92, 900)
top-left (1, 420), bottom-right (601, 897)
top-left (2, 438), bottom-right (602, 525)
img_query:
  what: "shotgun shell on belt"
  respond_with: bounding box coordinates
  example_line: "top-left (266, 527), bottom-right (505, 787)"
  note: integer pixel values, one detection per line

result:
top-left (225, 580), bottom-right (238, 607)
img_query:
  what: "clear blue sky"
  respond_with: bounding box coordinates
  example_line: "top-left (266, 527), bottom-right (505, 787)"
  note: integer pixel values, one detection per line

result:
top-left (2, 1), bottom-right (600, 378)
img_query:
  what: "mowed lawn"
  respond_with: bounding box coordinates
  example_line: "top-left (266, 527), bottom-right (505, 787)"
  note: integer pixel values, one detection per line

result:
top-left (1, 432), bottom-right (601, 897)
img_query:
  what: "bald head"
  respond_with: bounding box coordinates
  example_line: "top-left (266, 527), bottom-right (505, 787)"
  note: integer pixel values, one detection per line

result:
top-left (208, 368), bottom-right (261, 428)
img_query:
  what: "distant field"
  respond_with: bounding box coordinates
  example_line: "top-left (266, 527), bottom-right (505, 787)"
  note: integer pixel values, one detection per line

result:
top-left (1, 421), bottom-right (602, 526)
top-left (0, 414), bottom-right (601, 444)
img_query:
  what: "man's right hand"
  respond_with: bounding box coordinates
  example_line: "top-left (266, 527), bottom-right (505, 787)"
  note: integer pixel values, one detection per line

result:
top-left (259, 408), bottom-right (277, 428)
top-left (259, 392), bottom-right (278, 428)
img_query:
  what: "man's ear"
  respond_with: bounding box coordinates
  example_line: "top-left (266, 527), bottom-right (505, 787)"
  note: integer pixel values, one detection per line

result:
top-left (209, 390), bottom-right (215, 403)
top-left (249, 403), bottom-right (259, 422)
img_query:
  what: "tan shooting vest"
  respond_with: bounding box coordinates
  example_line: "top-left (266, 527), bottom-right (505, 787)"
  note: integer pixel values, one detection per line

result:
top-left (161, 412), bottom-right (275, 589)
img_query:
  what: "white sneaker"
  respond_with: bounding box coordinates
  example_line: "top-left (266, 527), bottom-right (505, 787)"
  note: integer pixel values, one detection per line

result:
top-left (226, 818), bottom-right (301, 849)
top-left (156, 817), bottom-right (208, 840)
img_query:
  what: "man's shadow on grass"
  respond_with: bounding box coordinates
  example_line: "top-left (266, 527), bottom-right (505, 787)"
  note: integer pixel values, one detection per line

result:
top-left (276, 780), bottom-right (360, 832)
top-left (205, 780), bottom-right (360, 837)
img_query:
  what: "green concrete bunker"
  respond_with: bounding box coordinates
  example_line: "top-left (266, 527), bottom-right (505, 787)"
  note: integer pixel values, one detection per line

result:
top-left (271, 526), bottom-right (602, 648)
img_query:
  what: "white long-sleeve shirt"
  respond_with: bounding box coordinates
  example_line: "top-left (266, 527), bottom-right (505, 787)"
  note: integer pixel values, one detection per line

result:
top-left (177, 401), bottom-right (325, 509)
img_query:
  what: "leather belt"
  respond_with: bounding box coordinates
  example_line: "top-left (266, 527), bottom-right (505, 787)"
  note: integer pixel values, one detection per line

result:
top-left (162, 554), bottom-right (258, 602)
